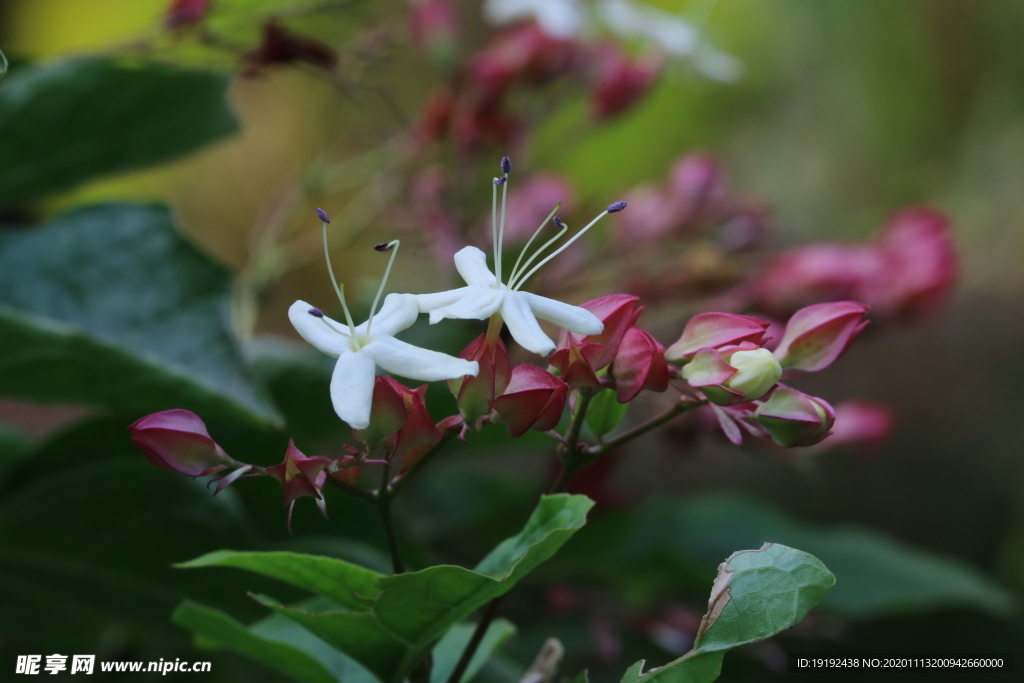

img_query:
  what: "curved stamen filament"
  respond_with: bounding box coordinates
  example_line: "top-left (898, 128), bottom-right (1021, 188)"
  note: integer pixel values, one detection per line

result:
top-left (366, 240), bottom-right (401, 336)
top-left (507, 223), bottom-right (569, 291)
top-left (512, 211), bottom-right (610, 291)
top-left (323, 221), bottom-right (357, 336)
top-left (507, 203), bottom-right (561, 288)
top-left (318, 317), bottom-right (352, 336)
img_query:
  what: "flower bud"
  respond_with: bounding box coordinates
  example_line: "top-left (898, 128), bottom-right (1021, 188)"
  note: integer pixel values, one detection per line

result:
top-left (665, 312), bottom-right (770, 363)
top-left (244, 21), bottom-right (338, 73)
top-left (353, 377), bottom-right (408, 448)
top-left (448, 334), bottom-right (511, 426)
top-left (869, 208), bottom-right (956, 320)
top-left (753, 244), bottom-right (876, 314)
top-left (610, 327), bottom-right (669, 402)
top-left (590, 45), bottom-right (661, 120)
top-left (388, 380), bottom-right (443, 470)
top-left (165, 0), bottom-right (209, 29)
top-left (492, 364), bottom-right (568, 437)
top-left (410, 0), bottom-right (460, 68)
top-left (681, 345), bottom-right (781, 406)
top-left (753, 387), bottom-right (835, 447)
top-left (773, 301), bottom-right (869, 372)
top-left (266, 441), bottom-right (332, 507)
top-left (554, 294), bottom-right (641, 374)
top-left (129, 409), bottom-right (232, 477)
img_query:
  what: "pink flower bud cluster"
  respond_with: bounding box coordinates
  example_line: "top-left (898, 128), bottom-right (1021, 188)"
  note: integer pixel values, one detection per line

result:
top-left (415, 21), bottom-right (663, 151)
top-left (550, 294), bottom-right (669, 402)
top-left (755, 208), bottom-right (957, 320)
top-left (164, 0), bottom-right (210, 29)
top-left (667, 302), bottom-right (871, 447)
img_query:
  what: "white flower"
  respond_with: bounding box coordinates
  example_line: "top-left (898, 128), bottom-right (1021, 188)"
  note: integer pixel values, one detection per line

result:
top-left (597, 0), bottom-right (741, 82)
top-left (415, 246), bottom-right (602, 356)
top-left (483, 0), bottom-right (584, 38)
top-left (289, 293), bottom-right (478, 430)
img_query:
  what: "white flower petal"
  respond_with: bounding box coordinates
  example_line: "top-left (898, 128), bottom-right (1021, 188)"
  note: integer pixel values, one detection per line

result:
top-left (427, 284), bottom-right (504, 323)
top-left (354, 293), bottom-right (419, 339)
top-left (288, 300), bottom-right (352, 357)
top-left (523, 291), bottom-right (604, 336)
top-left (483, 0), bottom-right (584, 38)
top-left (415, 286), bottom-right (473, 314)
top-left (454, 246), bottom-right (498, 286)
top-left (501, 292), bottom-right (556, 356)
top-left (365, 336), bottom-right (479, 382)
top-left (330, 350), bottom-right (376, 430)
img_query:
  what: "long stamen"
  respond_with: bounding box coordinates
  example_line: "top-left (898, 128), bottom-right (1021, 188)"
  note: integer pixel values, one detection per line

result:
top-left (507, 205), bottom-right (561, 288)
top-left (507, 221), bottom-right (568, 291)
top-left (512, 211), bottom-right (610, 291)
top-left (497, 172), bottom-right (508, 284)
top-left (321, 214), bottom-right (357, 335)
top-left (366, 240), bottom-right (400, 336)
top-left (491, 180), bottom-right (499, 277)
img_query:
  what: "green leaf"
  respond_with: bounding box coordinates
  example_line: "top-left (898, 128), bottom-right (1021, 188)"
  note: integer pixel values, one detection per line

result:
top-left (584, 389), bottom-right (629, 438)
top-left (0, 203), bottom-right (279, 426)
top-left (620, 543), bottom-right (834, 683)
top-left (177, 551), bottom-right (383, 611)
top-left (173, 600), bottom-right (340, 683)
top-left (181, 494), bottom-right (593, 683)
top-left (430, 619), bottom-right (517, 683)
top-left (622, 495), bottom-right (1014, 619)
top-left (0, 58), bottom-right (237, 207)
top-left (175, 593), bottom-right (515, 683)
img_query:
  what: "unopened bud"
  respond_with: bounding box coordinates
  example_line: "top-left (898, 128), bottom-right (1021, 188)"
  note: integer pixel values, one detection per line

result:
top-left (129, 409), bottom-right (232, 477)
top-left (681, 345), bottom-right (781, 406)
top-left (753, 387), bottom-right (835, 447)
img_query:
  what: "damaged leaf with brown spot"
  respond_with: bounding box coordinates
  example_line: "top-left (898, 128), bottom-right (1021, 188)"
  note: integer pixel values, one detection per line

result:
top-left (618, 543), bottom-right (835, 683)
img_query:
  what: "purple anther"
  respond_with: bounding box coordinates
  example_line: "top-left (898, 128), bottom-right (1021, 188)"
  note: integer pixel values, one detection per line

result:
top-left (606, 201), bottom-right (627, 213)
top-left (493, 177), bottom-right (507, 186)
top-left (553, 216), bottom-right (566, 229)
top-left (316, 208), bottom-right (330, 223)
top-left (308, 307), bottom-right (324, 318)
top-left (374, 242), bottom-right (395, 252)
top-left (500, 156), bottom-right (512, 174)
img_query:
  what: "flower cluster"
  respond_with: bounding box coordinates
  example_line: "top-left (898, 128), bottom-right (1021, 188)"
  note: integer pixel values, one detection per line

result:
top-left (415, 20), bottom-right (665, 151)
top-left (128, 157), bottom-right (884, 528)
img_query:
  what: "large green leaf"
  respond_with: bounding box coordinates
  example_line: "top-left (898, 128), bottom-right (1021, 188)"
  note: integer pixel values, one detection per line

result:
top-left (619, 543), bottom-right (834, 683)
top-left (619, 495), bottom-right (1014, 619)
top-left (430, 619), bottom-right (517, 683)
top-left (180, 494), bottom-right (593, 683)
top-left (0, 203), bottom-right (279, 426)
top-left (175, 594), bottom-right (516, 683)
top-left (0, 58), bottom-right (237, 207)
top-left (174, 600), bottom-right (340, 683)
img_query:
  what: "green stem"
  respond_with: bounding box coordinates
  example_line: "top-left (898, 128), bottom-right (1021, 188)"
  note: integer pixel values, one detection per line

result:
top-left (376, 463), bottom-right (405, 574)
top-left (550, 388), bottom-right (595, 494)
top-left (585, 399), bottom-right (706, 458)
top-left (446, 596), bottom-right (504, 683)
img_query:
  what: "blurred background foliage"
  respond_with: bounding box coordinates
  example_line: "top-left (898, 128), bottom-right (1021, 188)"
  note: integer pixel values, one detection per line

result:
top-left (0, 0), bottom-right (1022, 681)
